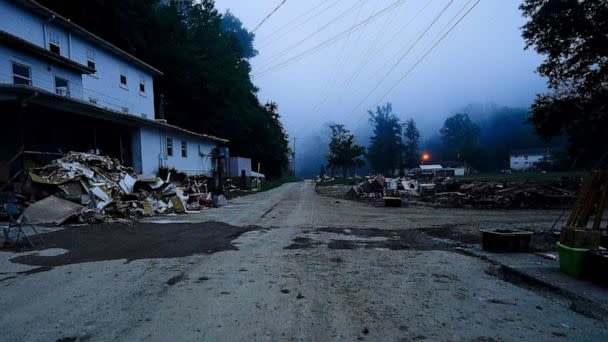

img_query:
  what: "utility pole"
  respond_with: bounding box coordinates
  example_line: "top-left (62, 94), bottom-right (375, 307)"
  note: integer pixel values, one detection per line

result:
top-left (292, 137), bottom-right (296, 176)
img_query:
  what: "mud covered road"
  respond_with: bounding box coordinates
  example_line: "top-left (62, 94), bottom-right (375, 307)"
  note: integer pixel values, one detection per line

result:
top-left (1, 181), bottom-right (607, 341)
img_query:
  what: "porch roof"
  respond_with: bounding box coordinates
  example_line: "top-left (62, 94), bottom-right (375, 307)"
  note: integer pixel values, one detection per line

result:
top-left (0, 84), bottom-right (228, 144)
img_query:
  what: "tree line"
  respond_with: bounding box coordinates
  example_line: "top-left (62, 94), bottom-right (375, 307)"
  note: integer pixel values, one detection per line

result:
top-left (324, 103), bottom-right (567, 178)
top-left (325, 0), bottom-right (608, 177)
top-left (39, 0), bottom-right (291, 179)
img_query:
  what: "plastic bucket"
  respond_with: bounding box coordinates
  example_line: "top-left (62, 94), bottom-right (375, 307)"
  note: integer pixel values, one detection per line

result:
top-left (557, 242), bottom-right (588, 278)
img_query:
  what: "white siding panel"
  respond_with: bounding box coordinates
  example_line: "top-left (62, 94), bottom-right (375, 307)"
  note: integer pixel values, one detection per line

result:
top-left (0, 45), bottom-right (83, 98)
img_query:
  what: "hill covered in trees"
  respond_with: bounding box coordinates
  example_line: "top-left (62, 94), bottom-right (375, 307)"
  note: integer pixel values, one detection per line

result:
top-left (39, 0), bottom-right (290, 178)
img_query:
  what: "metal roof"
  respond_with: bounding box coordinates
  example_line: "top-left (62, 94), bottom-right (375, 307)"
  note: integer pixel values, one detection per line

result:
top-left (12, 0), bottom-right (163, 76)
top-left (419, 164), bottom-right (443, 170)
top-left (0, 84), bottom-right (228, 143)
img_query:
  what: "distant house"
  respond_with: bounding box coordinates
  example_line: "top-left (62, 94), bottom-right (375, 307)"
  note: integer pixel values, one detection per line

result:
top-left (416, 164), bottom-right (466, 177)
top-left (0, 0), bottom-right (228, 177)
top-left (510, 148), bottom-right (551, 171)
top-left (419, 164), bottom-right (444, 172)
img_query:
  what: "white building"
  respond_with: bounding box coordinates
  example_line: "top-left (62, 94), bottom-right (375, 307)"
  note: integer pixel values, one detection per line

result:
top-left (0, 0), bottom-right (227, 177)
top-left (510, 149), bottom-right (550, 171)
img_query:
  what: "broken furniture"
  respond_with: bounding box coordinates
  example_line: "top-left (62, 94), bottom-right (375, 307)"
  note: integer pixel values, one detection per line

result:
top-left (3, 203), bottom-right (43, 248)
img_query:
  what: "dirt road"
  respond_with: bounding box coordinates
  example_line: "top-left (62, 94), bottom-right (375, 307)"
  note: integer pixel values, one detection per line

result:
top-left (1, 181), bottom-right (606, 341)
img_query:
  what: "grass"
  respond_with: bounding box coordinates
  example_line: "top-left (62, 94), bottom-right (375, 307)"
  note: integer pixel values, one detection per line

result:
top-left (228, 175), bottom-right (300, 199)
top-left (460, 171), bottom-right (587, 183)
top-left (315, 178), bottom-right (357, 187)
top-left (260, 175), bottom-right (301, 192)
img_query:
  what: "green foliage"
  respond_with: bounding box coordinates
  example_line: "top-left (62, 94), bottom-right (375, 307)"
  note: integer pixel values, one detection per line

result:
top-left (521, 0), bottom-right (608, 162)
top-left (39, 0), bottom-right (290, 179)
top-left (260, 175), bottom-right (300, 192)
top-left (367, 103), bottom-right (403, 175)
top-left (402, 118), bottom-right (420, 169)
top-left (221, 10), bottom-right (258, 59)
top-left (326, 124), bottom-right (366, 179)
top-left (440, 113), bottom-right (480, 166)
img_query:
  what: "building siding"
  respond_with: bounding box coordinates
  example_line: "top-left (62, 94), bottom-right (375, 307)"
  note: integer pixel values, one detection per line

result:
top-left (0, 0), bottom-right (156, 117)
top-left (0, 45), bottom-right (83, 98)
top-left (1, 0), bottom-right (223, 177)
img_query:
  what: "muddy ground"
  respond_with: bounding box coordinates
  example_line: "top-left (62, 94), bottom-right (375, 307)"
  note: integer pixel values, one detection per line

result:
top-left (1, 181), bottom-right (606, 341)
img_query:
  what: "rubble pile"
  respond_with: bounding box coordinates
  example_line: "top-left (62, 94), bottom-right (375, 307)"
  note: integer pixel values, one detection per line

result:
top-left (432, 180), bottom-right (577, 209)
top-left (23, 152), bottom-right (223, 224)
top-left (346, 174), bottom-right (580, 209)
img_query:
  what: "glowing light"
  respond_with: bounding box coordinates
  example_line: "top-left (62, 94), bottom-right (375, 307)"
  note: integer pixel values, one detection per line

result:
top-left (421, 153), bottom-right (430, 161)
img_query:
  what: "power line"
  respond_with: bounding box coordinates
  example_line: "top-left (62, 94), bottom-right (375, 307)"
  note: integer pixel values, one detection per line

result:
top-left (348, 0), bottom-right (454, 117)
top-left (257, 0), bottom-right (341, 47)
top-left (345, 0), bottom-right (405, 84)
top-left (310, 0), bottom-right (370, 113)
top-left (373, 0), bottom-right (481, 107)
top-left (252, 0), bottom-right (288, 33)
top-left (314, 0), bottom-right (435, 124)
top-left (253, 0), bottom-right (406, 78)
top-left (350, 0), bottom-right (482, 127)
top-left (257, 0), bottom-right (368, 70)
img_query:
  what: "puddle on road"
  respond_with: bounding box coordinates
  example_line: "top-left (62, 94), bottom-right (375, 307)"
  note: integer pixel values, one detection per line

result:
top-left (285, 227), bottom-right (454, 251)
top-left (9, 221), bottom-right (260, 269)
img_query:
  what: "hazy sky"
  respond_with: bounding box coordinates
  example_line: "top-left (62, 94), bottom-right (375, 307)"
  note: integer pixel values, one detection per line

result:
top-left (214, 0), bottom-right (547, 138)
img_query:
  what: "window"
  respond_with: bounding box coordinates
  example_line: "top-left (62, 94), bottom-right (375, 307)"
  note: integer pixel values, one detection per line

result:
top-left (139, 76), bottom-right (145, 93)
top-left (120, 74), bottom-right (127, 87)
top-left (49, 30), bottom-right (60, 55)
top-left (86, 48), bottom-right (96, 71)
top-left (54, 77), bottom-right (69, 96)
top-left (166, 137), bottom-right (173, 156)
top-left (181, 140), bottom-right (187, 158)
top-left (12, 62), bottom-right (31, 85)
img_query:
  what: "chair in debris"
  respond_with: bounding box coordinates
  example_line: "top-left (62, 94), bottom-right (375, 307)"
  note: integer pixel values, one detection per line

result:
top-left (3, 203), bottom-right (43, 248)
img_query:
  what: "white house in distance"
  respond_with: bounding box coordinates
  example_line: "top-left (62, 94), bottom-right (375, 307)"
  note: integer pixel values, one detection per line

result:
top-left (510, 148), bottom-right (550, 171)
top-left (0, 0), bottom-right (227, 177)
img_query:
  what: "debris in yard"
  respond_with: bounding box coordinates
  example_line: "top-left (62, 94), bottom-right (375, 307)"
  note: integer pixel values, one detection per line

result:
top-left (10, 152), bottom-right (228, 224)
top-left (345, 173), bottom-right (580, 209)
top-left (537, 252), bottom-right (558, 260)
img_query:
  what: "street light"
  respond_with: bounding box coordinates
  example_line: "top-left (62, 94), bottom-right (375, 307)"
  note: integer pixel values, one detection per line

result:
top-left (421, 153), bottom-right (431, 164)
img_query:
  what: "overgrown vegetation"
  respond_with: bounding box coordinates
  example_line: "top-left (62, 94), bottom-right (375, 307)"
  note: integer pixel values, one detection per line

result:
top-left (40, 0), bottom-right (290, 179)
top-left (521, 0), bottom-right (608, 165)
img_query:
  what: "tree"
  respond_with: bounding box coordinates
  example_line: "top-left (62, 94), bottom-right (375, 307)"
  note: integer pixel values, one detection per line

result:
top-left (221, 10), bottom-right (258, 59)
top-left (402, 118), bottom-right (421, 169)
top-left (367, 103), bottom-right (403, 175)
top-left (326, 124), bottom-right (365, 179)
top-left (521, 0), bottom-right (608, 162)
top-left (440, 113), bottom-right (480, 165)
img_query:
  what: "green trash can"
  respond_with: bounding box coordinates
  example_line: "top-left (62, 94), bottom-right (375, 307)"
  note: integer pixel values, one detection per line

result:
top-left (557, 242), bottom-right (588, 278)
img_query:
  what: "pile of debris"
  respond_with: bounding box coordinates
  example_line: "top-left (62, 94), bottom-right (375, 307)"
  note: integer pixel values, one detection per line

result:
top-left (14, 152), bottom-right (225, 224)
top-left (431, 180), bottom-right (577, 209)
top-left (345, 174), bottom-right (581, 209)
